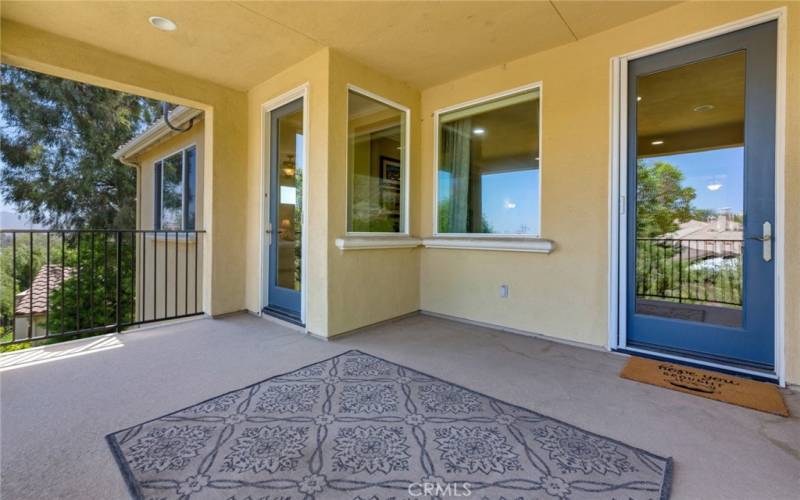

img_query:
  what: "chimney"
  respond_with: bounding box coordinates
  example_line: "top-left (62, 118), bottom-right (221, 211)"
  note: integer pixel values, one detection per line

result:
top-left (716, 208), bottom-right (731, 232)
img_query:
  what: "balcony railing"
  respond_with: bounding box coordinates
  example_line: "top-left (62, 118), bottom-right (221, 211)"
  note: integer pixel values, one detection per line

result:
top-left (636, 238), bottom-right (743, 307)
top-left (1, 229), bottom-right (205, 347)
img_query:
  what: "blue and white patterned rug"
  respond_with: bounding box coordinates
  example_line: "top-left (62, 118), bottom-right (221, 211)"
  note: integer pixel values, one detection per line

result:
top-left (107, 350), bottom-right (672, 499)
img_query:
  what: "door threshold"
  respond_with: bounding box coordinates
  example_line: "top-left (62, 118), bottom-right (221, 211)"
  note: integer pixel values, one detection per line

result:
top-left (616, 346), bottom-right (778, 383)
top-left (262, 307), bottom-right (304, 327)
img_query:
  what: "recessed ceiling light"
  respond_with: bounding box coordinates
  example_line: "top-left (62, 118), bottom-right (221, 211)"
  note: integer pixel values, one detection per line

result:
top-left (149, 16), bottom-right (177, 32)
top-left (637, 96), bottom-right (642, 102)
top-left (473, 128), bottom-right (486, 135)
top-left (651, 140), bottom-right (664, 145)
top-left (693, 104), bottom-right (715, 112)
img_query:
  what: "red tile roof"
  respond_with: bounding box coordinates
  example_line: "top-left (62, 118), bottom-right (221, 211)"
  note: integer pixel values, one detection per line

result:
top-left (14, 265), bottom-right (74, 315)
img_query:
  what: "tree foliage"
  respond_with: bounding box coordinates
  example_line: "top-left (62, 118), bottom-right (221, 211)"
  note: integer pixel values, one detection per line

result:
top-left (438, 201), bottom-right (495, 233)
top-left (0, 237), bottom-right (55, 322)
top-left (636, 160), bottom-right (697, 237)
top-left (1, 65), bottom-right (164, 349)
top-left (0, 64), bottom-right (162, 229)
top-left (45, 234), bottom-right (136, 334)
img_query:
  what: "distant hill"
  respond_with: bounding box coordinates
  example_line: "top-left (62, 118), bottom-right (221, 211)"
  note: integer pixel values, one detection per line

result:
top-left (0, 211), bottom-right (43, 229)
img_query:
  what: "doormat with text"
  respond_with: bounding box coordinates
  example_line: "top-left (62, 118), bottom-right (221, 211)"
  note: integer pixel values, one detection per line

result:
top-left (621, 356), bottom-right (788, 416)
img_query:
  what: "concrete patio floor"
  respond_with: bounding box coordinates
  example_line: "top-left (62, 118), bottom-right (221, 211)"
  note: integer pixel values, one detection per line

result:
top-left (1, 312), bottom-right (798, 499)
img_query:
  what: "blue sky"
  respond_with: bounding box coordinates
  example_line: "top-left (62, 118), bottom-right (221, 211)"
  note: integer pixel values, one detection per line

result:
top-left (481, 170), bottom-right (539, 234)
top-left (439, 169), bottom-right (540, 234)
top-left (0, 107), bottom-right (27, 220)
top-left (642, 146), bottom-right (744, 213)
top-left (438, 145), bottom-right (743, 235)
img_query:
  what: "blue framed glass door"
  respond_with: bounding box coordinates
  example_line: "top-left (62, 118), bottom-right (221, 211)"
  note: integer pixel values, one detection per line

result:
top-left (266, 98), bottom-right (304, 322)
top-left (626, 21), bottom-right (776, 369)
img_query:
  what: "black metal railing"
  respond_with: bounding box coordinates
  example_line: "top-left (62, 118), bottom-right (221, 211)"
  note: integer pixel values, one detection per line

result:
top-left (0, 229), bottom-right (205, 346)
top-left (636, 238), bottom-right (743, 307)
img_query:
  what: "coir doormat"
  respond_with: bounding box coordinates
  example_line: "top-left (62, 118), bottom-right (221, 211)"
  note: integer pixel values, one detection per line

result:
top-left (621, 356), bottom-right (789, 416)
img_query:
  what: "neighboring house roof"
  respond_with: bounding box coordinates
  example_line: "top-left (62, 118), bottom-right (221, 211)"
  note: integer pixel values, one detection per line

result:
top-left (663, 214), bottom-right (743, 241)
top-left (657, 214), bottom-right (743, 260)
top-left (15, 265), bottom-right (74, 315)
top-left (113, 106), bottom-right (203, 165)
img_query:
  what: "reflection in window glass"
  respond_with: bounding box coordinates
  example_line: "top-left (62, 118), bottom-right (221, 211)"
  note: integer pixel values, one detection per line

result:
top-left (275, 109), bottom-right (303, 291)
top-left (437, 88), bottom-right (540, 234)
top-left (185, 147), bottom-right (196, 230)
top-left (347, 90), bottom-right (406, 232)
top-left (155, 146), bottom-right (196, 231)
top-left (160, 152), bottom-right (183, 231)
top-left (635, 51), bottom-right (745, 326)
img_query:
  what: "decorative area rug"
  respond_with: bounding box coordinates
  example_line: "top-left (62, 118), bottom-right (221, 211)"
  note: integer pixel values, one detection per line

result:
top-left (108, 350), bottom-right (672, 499)
top-left (621, 356), bottom-right (788, 417)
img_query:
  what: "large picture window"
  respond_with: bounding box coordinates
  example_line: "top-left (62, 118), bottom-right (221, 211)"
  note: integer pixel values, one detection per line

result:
top-left (347, 87), bottom-right (408, 233)
top-left (436, 86), bottom-right (541, 235)
top-left (155, 145), bottom-right (196, 230)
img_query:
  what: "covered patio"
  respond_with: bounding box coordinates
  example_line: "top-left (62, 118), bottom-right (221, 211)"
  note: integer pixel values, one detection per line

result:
top-left (1, 1), bottom-right (799, 498)
top-left (1, 314), bottom-right (798, 499)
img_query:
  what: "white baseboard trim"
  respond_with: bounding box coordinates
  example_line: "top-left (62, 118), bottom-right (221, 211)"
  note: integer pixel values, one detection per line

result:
top-left (419, 310), bottom-right (614, 354)
top-left (324, 311), bottom-right (422, 341)
top-left (249, 309), bottom-right (306, 334)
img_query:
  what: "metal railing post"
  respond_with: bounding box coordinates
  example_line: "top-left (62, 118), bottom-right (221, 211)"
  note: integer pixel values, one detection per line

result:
top-left (0, 229), bottom-right (205, 347)
top-left (115, 231), bottom-right (122, 332)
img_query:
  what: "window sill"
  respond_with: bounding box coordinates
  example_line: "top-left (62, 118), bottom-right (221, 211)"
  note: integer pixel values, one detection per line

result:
top-left (335, 235), bottom-right (422, 250)
top-left (421, 237), bottom-right (554, 253)
top-left (144, 233), bottom-right (199, 243)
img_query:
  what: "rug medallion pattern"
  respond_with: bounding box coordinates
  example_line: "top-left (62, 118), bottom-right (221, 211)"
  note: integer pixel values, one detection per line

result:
top-left (107, 350), bottom-right (672, 499)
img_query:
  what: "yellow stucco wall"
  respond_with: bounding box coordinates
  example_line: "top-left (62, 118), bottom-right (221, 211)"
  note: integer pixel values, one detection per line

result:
top-left (325, 51), bottom-right (422, 335)
top-left (246, 49), bottom-right (332, 334)
top-left (133, 120), bottom-right (206, 322)
top-left (245, 49), bottom-right (422, 336)
top-left (2, 2), bottom-right (797, 382)
top-left (418, 1), bottom-right (799, 383)
top-left (1, 20), bottom-right (247, 317)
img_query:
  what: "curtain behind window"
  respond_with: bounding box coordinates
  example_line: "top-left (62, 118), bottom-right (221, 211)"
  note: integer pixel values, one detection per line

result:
top-left (440, 118), bottom-right (471, 232)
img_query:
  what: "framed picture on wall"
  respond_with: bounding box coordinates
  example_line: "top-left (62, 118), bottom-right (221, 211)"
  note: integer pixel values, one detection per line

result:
top-left (379, 156), bottom-right (401, 214)
top-left (380, 156), bottom-right (401, 182)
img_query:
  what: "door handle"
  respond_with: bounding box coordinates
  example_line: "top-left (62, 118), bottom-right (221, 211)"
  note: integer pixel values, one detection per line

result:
top-left (746, 222), bottom-right (771, 262)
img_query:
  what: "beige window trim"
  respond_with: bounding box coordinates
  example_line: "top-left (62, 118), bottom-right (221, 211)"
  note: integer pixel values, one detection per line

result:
top-left (422, 237), bottom-right (554, 253)
top-left (335, 236), bottom-right (421, 251)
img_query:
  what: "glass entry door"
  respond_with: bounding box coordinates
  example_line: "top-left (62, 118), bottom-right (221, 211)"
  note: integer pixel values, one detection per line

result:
top-left (266, 98), bottom-right (304, 322)
top-left (625, 21), bottom-right (776, 369)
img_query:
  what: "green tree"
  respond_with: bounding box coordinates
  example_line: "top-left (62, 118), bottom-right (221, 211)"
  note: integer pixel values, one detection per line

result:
top-left (438, 201), bottom-right (494, 233)
top-left (0, 237), bottom-right (47, 325)
top-left (0, 64), bottom-right (162, 229)
top-left (0, 234), bottom-right (72, 348)
top-left (636, 160), bottom-right (696, 237)
top-left (45, 233), bottom-right (136, 334)
top-left (1, 65), bottom-right (164, 349)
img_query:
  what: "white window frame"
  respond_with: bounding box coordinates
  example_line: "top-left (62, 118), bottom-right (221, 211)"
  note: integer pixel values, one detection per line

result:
top-left (155, 143), bottom-right (196, 231)
top-left (345, 84), bottom-right (411, 237)
top-left (259, 84), bottom-right (310, 325)
top-left (432, 82), bottom-right (543, 239)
